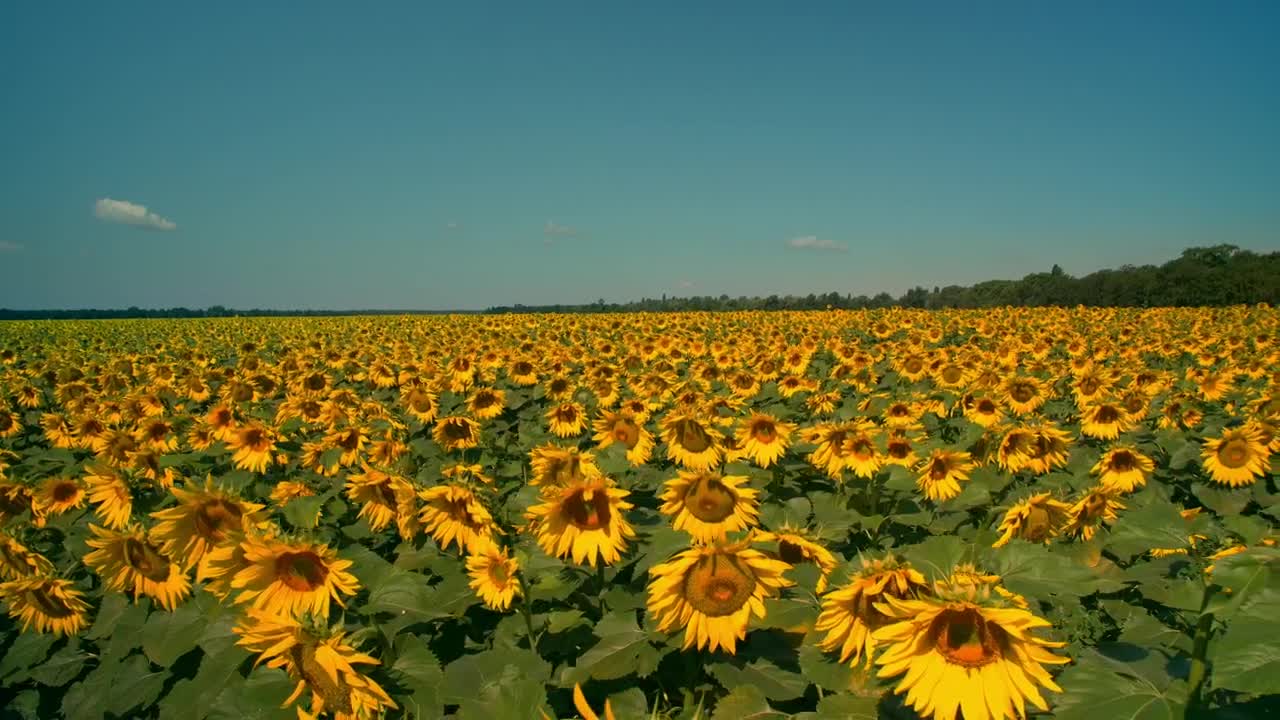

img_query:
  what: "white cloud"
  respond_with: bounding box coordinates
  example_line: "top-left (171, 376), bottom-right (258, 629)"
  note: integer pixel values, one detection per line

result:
top-left (94, 197), bottom-right (177, 231)
top-left (678, 279), bottom-right (694, 290)
top-left (0, 241), bottom-right (21, 252)
top-left (786, 235), bottom-right (846, 252)
top-left (544, 220), bottom-right (577, 237)
top-left (446, 221), bottom-right (460, 230)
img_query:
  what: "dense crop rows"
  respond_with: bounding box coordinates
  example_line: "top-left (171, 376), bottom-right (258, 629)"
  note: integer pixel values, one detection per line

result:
top-left (0, 307), bottom-right (1277, 719)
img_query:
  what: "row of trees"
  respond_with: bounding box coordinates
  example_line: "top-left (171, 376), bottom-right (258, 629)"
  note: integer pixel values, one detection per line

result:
top-left (487, 245), bottom-right (1279, 313)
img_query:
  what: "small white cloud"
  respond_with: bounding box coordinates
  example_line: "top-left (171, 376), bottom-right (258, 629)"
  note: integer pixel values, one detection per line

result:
top-left (678, 279), bottom-right (694, 290)
top-left (0, 241), bottom-right (21, 252)
top-left (446, 221), bottom-right (460, 230)
top-left (94, 197), bottom-right (177, 231)
top-left (786, 235), bottom-right (846, 252)
top-left (544, 220), bottom-right (577, 237)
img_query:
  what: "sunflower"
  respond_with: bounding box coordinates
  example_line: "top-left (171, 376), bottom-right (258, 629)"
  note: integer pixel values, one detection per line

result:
top-left (0, 533), bottom-right (54, 580)
top-left (400, 386), bottom-right (440, 424)
top-left (1078, 401), bottom-right (1134, 440)
top-left (815, 556), bottom-right (929, 667)
top-left (659, 471), bottom-right (760, 542)
top-left (964, 396), bottom-right (1004, 428)
top-left (441, 462), bottom-right (493, 485)
top-left (234, 609), bottom-right (397, 720)
top-left (547, 402), bottom-right (588, 438)
top-left (225, 422), bottom-right (277, 474)
top-left (647, 540), bottom-right (792, 653)
top-left (1092, 445), bottom-right (1154, 494)
top-left (323, 426), bottom-right (368, 468)
top-left (735, 412), bottom-right (795, 468)
top-left (996, 427), bottom-right (1035, 473)
top-left (0, 576), bottom-right (91, 636)
top-left (806, 389), bottom-right (841, 416)
top-left (509, 358), bottom-right (539, 386)
top-left (1022, 422), bottom-right (1073, 475)
top-left (0, 407), bottom-right (21, 438)
top-left (465, 544), bottom-right (522, 611)
top-left (660, 411), bottom-right (724, 471)
top-left (419, 484), bottom-right (498, 554)
top-left (529, 444), bottom-right (600, 487)
top-left (992, 493), bottom-right (1072, 548)
top-left (150, 478), bottom-right (265, 568)
top-left (526, 476), bottom-right (635, 567)
top-left (467, 387), bottom-right (507, 421)
top-left (916, 450), bottom-right (974, 502)
top-left (873, 583), bottom-right (1069, 720)
top-left (754, 526), bottom-right (838, 592)
top-left (83, 463), bottom-right (133, 529)
top-left (84, 524), bottom-right (191, 611)
top-left (41, 413), bottom-right (77, 449)
top-left (1001, 376), bottom-right (1048, 415)
top-left (433, 416), bottom-right (481, 452)
top-left (1202, 426), bottom-right (1270, 488)
top-left (947, 563), bottom-right (1027, 609)
top-left (270, 480), bottom-right (317, 505)
top-left (591, 410), bottom-right (655, 465)
top-left (1063, 488), bottom-right (1125, 541)
top-left (205, 403), bottom-right (238, 441)
top-left (34, 477), bottom-right (86, 516)
top-left (231, 536), bottom-right (359, 619)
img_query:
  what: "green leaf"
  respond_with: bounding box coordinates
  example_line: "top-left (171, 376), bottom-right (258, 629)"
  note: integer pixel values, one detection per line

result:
top-left (901, 534), bottom-right (970, 581)
top-left (813, 693), bottom-right (880, 719)
top-left (26, 639), bottom-right (91, 686)
top-left (158, 643), bottom-right (249, 720)
top-left (1210, 611), bottom-right (1280, 695)
top-left (456, 665), bottom-right (549, 720)
top-left (545, 609), bottom-right (587, 634)
top-left (282, 493), bottom-right (325, 529)
top-left (4, 689), bottom-right (41, 720)
top-left (798, 643), bottom-right (863, 694)
top-left (983, 541), bottom-right (1126, 600)
top-left (564, 611), bottom-right (660, 682)
top-left (606, 687), bottom-right (648, 718)
top-left (0, 631), bottom-right (57, 684)
top-left (441, 648), bottom-right (550, 707)
top-left (142, 601), bottom-right (208, 666)
top-left (1051, 648), bottom-right (1186, 720)
top-left (1105, 495), bottom-right (1197, 561)
top-left (758, 598), bottom-right (818, 633)
top-left (107, 654), bottom-right (169, 716)
top-left (389, 634), bottom-right (444, 718)
top-left (709, 685), bottom-right (786, 720)
top-left (708, 658), bottom-right (807, 702)
top-left (207, 666), bottom-right (296, 720)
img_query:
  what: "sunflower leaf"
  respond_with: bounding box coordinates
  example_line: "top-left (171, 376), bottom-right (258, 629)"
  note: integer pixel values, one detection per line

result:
top-left (708, 684), bottom-right (787, 720)
top-left (0, 631), bottom-right (57, 685)
top-left (1051, 647), bottom-right (1186, 720)
top-left (708, 658), bottom-right (807, 702)
top-left (560, 611), bottom-right (660, 683)
top-left (441, 648), bottom-right (550, 706)
top-left (142, 601), bottom-right (208, 666)
top-left (812, 693), bottom-right (881, 719)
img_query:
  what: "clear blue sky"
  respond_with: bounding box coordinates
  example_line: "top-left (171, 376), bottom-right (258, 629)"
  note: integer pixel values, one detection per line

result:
top-left (2, 1), bottom-right (1278, 310)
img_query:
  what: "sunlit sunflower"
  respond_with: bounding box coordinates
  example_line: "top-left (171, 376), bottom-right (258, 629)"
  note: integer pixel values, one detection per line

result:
top-left (41, 413), bottom-right (77, 449)
top-left (1091, 445), bottom-right (1154, 494)
top-left (432, 415), bottom-right (481, 452)
top-left (964, 396), bottom-right (1005, 428)
top-left (529, 444), bottom-right (600, 487)
top-left (547, 402), bottom-right (588, 438)
top-left (34, 477), bottom-right (86, 516)
top-left (225, 422), bottom-right (277, 473)
top-left (1201, 426), bottom-right (1270, 488)
top-left (947, 563), bottom-right (1028, 609)
top-left (815, 555), bottom-right (929, 667)
top-left (465, 544), bottom-right (522, 611)
top-left (591, 410), bottom-right (655, 465)
top-left (1063, 488), bottom-right (1125, 541)
top-left (992, 493), bottom-right (1072, 548)
top-left (527, 475), bottom-right (635, 567)
top-left (83, 463), bottom-right (133, 529)
top-left (84, 524), bottom-right (191, 611)
top-left (754, 526), bottom-right (838, 592)
top-left (441, 462), bottom-right (493, 485)
top-left (0, 533), bottom-right (54, 580)
top-left (873, 583), bottom-right (1069, 720)
top-left (647, 539), bottom-right (793, 653)
top-left (323, 425), bottom-right (368, 468)
top-left (467, 387), bottom-right (507, 421)
top-left (418, 484), bottom-right (498, 554)
top-left (735, 412), bottom-right (795, 468)
top-left (0, 576), bottom-right (91, 636)
top-left (659, 471), bottom-right (760, 542)
top-left (270, 480), bottom-right (316, 505)
top-left (400, 386), bottom-right (440, 424)
top-left (1001, 376), bottom-right (1048, 415)
top-left (1022, 422), bottom-right (1073, 475)
top-left (916, 450), bottom-right (974, 502)
top-left (660, 411), bottom-right (724, 471)
top-left (150, 477), bottom-right (265, 568)
top-left (1078, 401), bottom-right (1134, 440)
top-left (0, 407), bottom-right (21, 438)
top-left (231, 536), bottom-right (359, 619)
top-left (234, 609), bottom-right (397, 720)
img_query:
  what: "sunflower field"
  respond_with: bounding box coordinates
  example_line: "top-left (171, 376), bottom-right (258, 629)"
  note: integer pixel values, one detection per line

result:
top-left (0, 307), bottom-right (1278, 720)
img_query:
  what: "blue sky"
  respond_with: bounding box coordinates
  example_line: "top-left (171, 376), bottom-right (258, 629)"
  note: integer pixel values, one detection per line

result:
top-left (2, 1), bottom-right (1278, 310)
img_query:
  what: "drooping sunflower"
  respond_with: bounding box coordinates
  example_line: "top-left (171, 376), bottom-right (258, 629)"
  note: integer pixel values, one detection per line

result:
top-left (529, 444), bottom-right (600, 487)
top-left (0, 532), bottom-right (54, 580)
top-left (400, 386), bottom-right (439, 424)
top-left (432, 415), bottom-right (481, 452)
top-left (754, 526), bottom-right (838, 592)
top-left (0, 576), bottom-right (91, 636)
top-left (150, 477), bottom-right (266, 568)
top-left (1201, 426), bottom-right (1270, 488)
top-left (418, 484), bottom-right (498, 554)
top-left (660, 411), bottom-right (724, 471)
top-left (225, 422), bottom-right (278, 473)
top-left (270, 480), bottom-right (317, 505)
top-left (467, 387), bottom-right (507, 421)
top-left (1022, 422), bottom-right (1073, 476)
top-left (441, 462), bottom-right (493, 485)
top-left (916, 450), bottom-right (974, 502)
top-left (647, 540), bottom-right (793, 654)
top-left (83, 463), bottom-right (133, 529)
top-left (992, 493), bottom-right (1072, 548)
top-left (1092, 445), bottom-right (1154, 494)
top-left (526, 476), bottom-right (635, 567)
top-left (1063, 488), bottom-right (1125, 541)
top-left (0, 406), bottom-right (21, 438)
top-left (873, 583), bottom-right (1069, 720)
top-left (34, 477), bottom-right (86, 516)
top-left (234, 609), bottom-right (397, 720)
top-left (344, 465), bottom-right (414, 533)
top-left (735, 412), bottom-right (796, 468)
top-left (591, 410), bottom-right (655, 465)
top-left (659, 471), bottom-right (760, 542)
top-left (547, 402), bottom-right (588, 438)
top-left (1078, 401), bottom-right (1135, 440)
top-left (231, 536), bottom-right (359, 619)
top-left (84, 524), bottom-right (191, 611)
top-left (465, 544), bottom-right (522, 611)
top-left (815, 555), bottom-right (929, 667)
top-left (1001, 376), bottom-right (1048, 415)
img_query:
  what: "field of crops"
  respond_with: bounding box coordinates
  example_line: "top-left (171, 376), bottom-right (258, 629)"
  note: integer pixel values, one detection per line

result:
top-left (0, 307), bottom-right (1277, 720)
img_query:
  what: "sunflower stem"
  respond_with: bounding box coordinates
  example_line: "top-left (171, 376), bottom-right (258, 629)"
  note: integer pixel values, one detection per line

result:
top-left (1186, 584), bottom-right (1217, 711)
top-left (595, 564), bottom-right (608, 616)
top-left (518, 575), bottom-right (540, 655)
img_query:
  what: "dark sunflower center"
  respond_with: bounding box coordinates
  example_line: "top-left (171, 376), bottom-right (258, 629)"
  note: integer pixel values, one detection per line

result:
top-left (1110, 451), bottom-right (1134, 471)
top-left (124, 538), bottom-right (174, 582)
top-left (293, 643), bottom-right (352, 714)
top-left (555, 406), bottom-right (578, 423)
top-left (243, 429), bottom-right (265, 447)
top-left (514, 362), bottom-right (533, 375)
top-left (1218, 440), bottom-right (1251, 469)
top-left (442, 420), bottom-right (473, 442)
top-left (941, 366), bottom-right (964, 384)
top-left (564, 488), bottom-right (613, 530)
top-left (23, 586), bottom-right (77, 619)
top-left (933, 608), bottom-right (1003, 668)
top-left (778, 539), bottom-right (807, 564)
top-left (675, 420), bottom-right (712, 453)
top-left (549, 379), bottom-right (569, 394)
top-left (904, 359), bottom-right (924, 374)
top-left (888, 440), bottom-right (911, 459)
top-left (474, 392), bottom-right (497, 409)
top-left (194, 499), bottom-right (243, 541)
top-left (929, 459), bottom-right (950, 481)
top-left (612, 421), bottom-right (640, 448)
top-left (1079, 379), bottom-right (1099, 395)
top-left (409, 391), bottom-right (434, 413)
top-left (301, 400), bottom-right (322, 418)
top-left (148, 423), bottom-right (170, 441)
top-left (752, 421), bottom-right (777, 443)
top-left (1094, 406), bottom-right (1119, 424)
top-left (1023, 506), bottom-right (1055, 542)
top-left (1010, 383), bottom-right (1036, 403)
top-left (684, 477), bottom-right (737, 523)
top-left (977, 399), bottom-right (997, 414)
top-left (849, 438), bottom-right (875, 460)
top-left (275, 551), bottom-right (330, 592)
top-left (231, 383), bottom-right (254, 402)
top-left (51, 482), bottom-right (80, 503)
top-left (684, 554), bottom-right (757, 617)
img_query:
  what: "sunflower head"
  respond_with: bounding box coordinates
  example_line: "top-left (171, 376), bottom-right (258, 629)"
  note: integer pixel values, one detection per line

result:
top-left (660, 471), bottom-right (760, 543)
top-left (1202, 426), bottom-right (1270, 488)
top-left (815, 555), bottom-right (929, 666)
top-left (993, 493), bottom-right (1073, 548)
top-left (0, 576), bottom-right (91, 636)
top-left (527, 476), bottom-right (635, 567)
